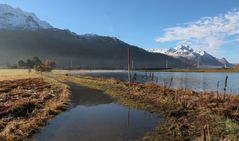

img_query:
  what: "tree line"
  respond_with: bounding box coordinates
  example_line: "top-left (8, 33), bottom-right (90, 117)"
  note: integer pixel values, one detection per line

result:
top-left (17, 57), bottom-right (56, 72)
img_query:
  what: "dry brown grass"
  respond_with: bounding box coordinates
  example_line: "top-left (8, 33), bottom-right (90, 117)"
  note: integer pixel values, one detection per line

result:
top-left (0, 77), bottom-right (70, 141)
top-left (0, 69), bottom-right (39, 81)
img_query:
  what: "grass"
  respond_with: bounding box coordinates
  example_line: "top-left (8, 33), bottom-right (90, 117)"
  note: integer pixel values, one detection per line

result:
top-left (51, 73), bottom-right (239, 141)
top-left (0, 69), bottom-right (39, 81)
top-left (0, 70), bottom-right (70, 141)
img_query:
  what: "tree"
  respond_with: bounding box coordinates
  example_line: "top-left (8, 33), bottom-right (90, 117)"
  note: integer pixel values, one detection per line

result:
top-left (44, 60), bottom-right (56, 69)
top-left (34, 64), bottom-right (46, 72)
top-left (18, 60), bottom-right (25, 67)
top-left (25, 59), bottom-right (34, 69)
top-left (32, 56), bottom-right (42, 66)
top-left (35, 59), bottom-right (56, 72)
top-left (17, 57), bottom-right (56, 72)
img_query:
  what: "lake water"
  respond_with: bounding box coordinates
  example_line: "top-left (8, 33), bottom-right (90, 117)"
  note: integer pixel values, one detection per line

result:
top-left (34, 82), bottom-right (160, 141)
top-left (65, 70), bottom-right (239, 94)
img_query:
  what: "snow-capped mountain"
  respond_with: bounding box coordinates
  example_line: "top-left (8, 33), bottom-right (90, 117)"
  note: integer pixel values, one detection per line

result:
top-left (0, 4), bottom-right (52, 30)
top-left (148, 45), bottom-right (232, 67)
top-left (149, 45), bottom-right (205, 59)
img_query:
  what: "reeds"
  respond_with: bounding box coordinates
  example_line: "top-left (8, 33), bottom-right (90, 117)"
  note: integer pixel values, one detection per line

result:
top-left (224, 75), bottom-right (228, 101)
top-left (144, 72), bottom-right (155, 82)
top-left (201, 124), bottom-right (211, 141)
top-left (216, 81), bottom-right (220, 100)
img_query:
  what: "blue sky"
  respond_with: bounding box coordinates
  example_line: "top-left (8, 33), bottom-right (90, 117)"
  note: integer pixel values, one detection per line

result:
top-left (1, 0), bottom-right (239, 63)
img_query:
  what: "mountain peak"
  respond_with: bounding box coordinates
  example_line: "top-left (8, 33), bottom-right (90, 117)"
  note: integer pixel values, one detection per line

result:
top-left (0, 4), bottom-right (52, 30)
top-left (175, 45), bottom-right (194, 52)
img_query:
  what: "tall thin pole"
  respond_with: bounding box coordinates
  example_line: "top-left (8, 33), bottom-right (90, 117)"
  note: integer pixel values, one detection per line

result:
top-left (128, 47), bottom-right (131, 83)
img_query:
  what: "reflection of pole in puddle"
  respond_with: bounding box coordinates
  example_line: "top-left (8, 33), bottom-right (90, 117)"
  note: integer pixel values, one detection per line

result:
top-left (127, 108), bottom-right (131, 128)
top-left (144, 111), bottom-right (148, 119)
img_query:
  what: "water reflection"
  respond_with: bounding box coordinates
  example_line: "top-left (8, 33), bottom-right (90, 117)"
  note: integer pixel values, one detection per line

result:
top-left (127, 108), bottom-right (130, 128)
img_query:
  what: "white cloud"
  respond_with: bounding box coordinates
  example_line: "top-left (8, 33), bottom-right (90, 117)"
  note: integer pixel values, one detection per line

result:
top-left (156, 9), bottom-right (239, 53)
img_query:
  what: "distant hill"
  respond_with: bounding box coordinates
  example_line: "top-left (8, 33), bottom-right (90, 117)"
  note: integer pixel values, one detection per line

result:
top-left (217, 58), bottom-right (233, 67)
top-left (0, 29), bottom-right (191, 69)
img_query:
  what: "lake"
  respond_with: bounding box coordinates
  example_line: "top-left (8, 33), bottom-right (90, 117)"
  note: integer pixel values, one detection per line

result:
top-left (65, 70), bottom-right (239, 94)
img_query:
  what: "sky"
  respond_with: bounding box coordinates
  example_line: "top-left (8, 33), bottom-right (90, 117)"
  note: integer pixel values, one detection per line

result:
top-left (1, 0), bottom-right (239, 63)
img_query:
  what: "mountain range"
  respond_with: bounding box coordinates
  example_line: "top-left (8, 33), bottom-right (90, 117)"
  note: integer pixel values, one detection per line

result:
top-left (0, 4), bottom-right (232, 69)
top-left (148, 45), bottom-right (232, 67)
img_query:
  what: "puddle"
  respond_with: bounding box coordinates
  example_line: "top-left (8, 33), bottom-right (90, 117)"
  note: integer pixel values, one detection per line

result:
top-left (34, 82), bottom-right (161, 141)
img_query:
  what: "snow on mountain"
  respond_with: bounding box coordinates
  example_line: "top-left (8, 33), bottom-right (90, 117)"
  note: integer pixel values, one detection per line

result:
top-left (0, 4), bottom-right (52, 30)
top-left (148, 45), bottom-right (204, 59)
top-left (148, 45), bottom-right (232, 67)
